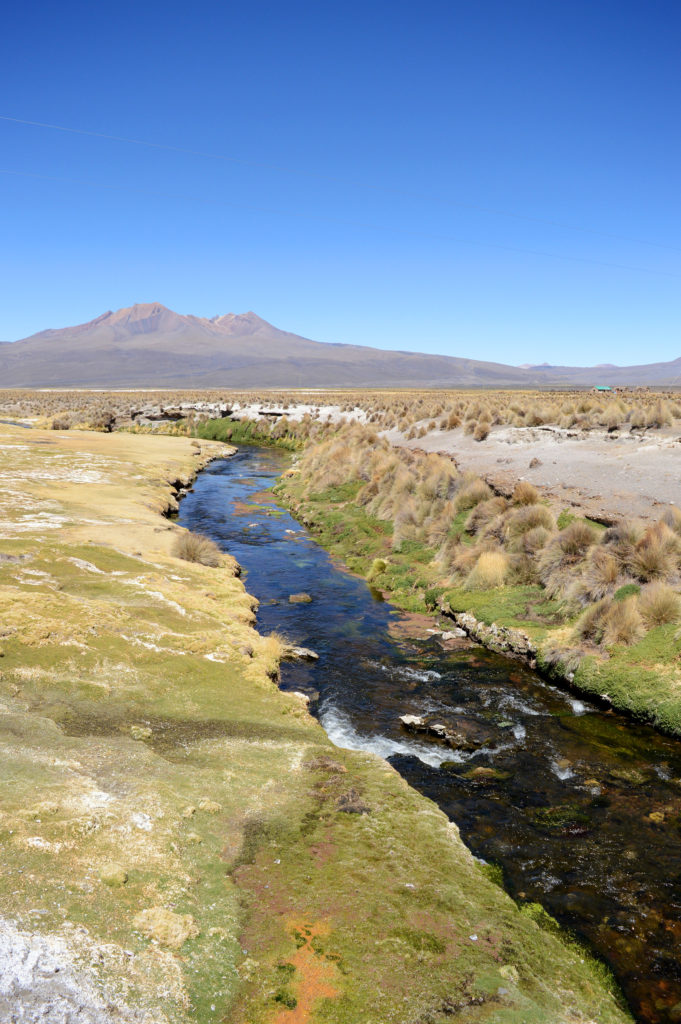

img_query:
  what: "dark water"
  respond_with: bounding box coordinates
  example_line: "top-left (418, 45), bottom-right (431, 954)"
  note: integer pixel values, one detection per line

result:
top-left (179, 446), bottom-right (681, 1024)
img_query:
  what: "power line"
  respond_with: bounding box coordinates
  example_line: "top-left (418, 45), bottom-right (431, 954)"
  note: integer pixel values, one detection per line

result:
top-left (1, 166), bottom-right (677, 279)
top-left (1, 113), bottom-right (680, 255)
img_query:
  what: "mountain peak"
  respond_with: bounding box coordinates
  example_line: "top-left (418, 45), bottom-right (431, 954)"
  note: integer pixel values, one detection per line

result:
top-left (107, 302), bottom-right (174, 324)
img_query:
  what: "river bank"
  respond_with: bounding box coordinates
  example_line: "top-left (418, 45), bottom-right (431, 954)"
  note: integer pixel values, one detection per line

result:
top-left (0, 424), bottom-right (628, 1023)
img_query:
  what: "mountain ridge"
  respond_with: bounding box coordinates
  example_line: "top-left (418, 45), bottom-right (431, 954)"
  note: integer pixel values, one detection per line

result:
top-left (1, 303), bottom-right (679, 388)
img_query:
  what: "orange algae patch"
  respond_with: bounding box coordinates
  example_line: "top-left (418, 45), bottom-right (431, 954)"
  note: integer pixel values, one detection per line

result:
top-left (271, 921), bottom-right (339, 1024)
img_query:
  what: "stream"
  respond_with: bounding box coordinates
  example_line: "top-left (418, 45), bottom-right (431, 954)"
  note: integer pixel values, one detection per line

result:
top-left (178, 445), bottom-right (681, 1024)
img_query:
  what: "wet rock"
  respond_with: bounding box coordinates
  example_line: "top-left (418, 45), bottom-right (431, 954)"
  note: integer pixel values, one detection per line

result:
top-left (401, 713), bottom-right (494, 750)
top-left (283, 644), bottom-right (319, 660)
top-left (400, 714), bottom-right (427, 731)
top-left (440, 628), bottom-right (467, 640)
top-left (132, 907), bottom-right (199, 948)
top-left (99, 863), bottom-right (128, 887)
top-left (288, 592), bottom-right (313, 604)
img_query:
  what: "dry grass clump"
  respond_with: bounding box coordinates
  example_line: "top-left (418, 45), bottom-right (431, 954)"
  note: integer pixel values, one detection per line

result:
top-left (455, 478), bottom-right (493, 511)
top-left (638, 582), bottom-right (681, 627)
top-left (630, 522), bottom-right (680, 581)
top-left (172, 530), bottom-right (222, 567)
top-left (506, 504), bottom-right (554, 539)
top-left (464, 550), bottom-right (509, 590)
top-left (466, 496), bottom-right (508, 534)
top-left (539, 520), bottom-right (599, 596)
top-left (511, 480), bottom-right (540, 505)
top-left (661, 506), bottom-right (681, 536)
top-left (473, 422), bottom-right (490, 441)
top-left (602, 598), bottom-right (644, 647)
top-left (576, 596), bottom-right (644, 647)
top-left (569, 547), bottom-right (621, 605)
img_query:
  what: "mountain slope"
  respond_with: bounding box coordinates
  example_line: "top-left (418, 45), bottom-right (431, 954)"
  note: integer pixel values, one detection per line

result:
top-left (0, 303), bottom-right (678, 387)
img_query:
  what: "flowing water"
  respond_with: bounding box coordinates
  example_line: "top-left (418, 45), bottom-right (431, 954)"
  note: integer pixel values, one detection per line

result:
top-left (179, 446), bottom-right (681, 1024)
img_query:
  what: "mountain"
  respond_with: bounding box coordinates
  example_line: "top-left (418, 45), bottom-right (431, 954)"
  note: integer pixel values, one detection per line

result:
top-left (0, 303), bottom-right (679, 388)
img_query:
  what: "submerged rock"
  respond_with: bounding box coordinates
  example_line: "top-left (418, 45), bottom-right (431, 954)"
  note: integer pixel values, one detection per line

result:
top-left (288, 592), bottom-right (313, 604)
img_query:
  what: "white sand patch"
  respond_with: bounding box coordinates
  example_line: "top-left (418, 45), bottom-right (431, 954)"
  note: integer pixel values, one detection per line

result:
top-left (68, 557), bottom-right (106, 574)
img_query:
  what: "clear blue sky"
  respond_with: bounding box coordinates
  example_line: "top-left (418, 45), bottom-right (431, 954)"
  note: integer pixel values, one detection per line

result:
top-left (1, 0), bottom-right (679, 365)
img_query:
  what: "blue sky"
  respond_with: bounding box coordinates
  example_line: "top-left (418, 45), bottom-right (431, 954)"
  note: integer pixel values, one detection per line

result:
top-left (1, 0), bottom-right (679, 365)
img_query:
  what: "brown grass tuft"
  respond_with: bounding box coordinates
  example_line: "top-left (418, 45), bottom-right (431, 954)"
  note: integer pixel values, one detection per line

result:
top-left (511, 480), bottom-right (540, 505)
top-left (464, 550), bottom-right (509, 590)
top-left (638, 582), bottom-right (681, 627)
top-left (172, 530), bottom-right (222, 567)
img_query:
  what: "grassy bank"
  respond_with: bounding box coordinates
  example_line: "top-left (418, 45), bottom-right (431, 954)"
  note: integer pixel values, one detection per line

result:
top-left (0, 424), bottom-right (631, 1023)
top-left (274, 424), bottom-right (681, 737)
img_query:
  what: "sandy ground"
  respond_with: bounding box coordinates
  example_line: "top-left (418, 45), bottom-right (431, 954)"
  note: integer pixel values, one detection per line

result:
top-left (387, 423), bottom-right (681, 523)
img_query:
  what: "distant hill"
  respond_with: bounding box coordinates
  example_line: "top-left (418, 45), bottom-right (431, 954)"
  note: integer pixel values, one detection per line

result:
top-left (0, 303), bottom-right (679, 388)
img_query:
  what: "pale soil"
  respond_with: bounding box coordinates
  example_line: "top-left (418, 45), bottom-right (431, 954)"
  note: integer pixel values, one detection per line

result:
top-left (388, 423), bottom-right (681, 522)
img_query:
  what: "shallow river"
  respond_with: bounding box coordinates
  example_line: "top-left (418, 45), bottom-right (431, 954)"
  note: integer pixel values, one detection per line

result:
top-left (178, 446), bottom-right (681, 1024)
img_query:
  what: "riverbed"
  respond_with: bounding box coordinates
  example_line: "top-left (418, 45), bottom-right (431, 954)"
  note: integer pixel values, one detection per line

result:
top-left (178, 445), bottom-right (681, 1024)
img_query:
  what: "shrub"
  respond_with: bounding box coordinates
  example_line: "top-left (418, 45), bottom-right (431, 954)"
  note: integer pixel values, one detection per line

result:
top-left (511, 480), bottom-right (540, 505)
top-left (464, 551), bottom-right (509, 590)
top-left (638, 582), bottom-right (681, 627)
top-left (473, 422), bottom-right (490, 441)
top-left (172, 530), bottom-right (222, 567)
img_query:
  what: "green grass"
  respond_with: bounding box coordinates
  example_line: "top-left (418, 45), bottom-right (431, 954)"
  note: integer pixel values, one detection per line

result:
top-left (194, 416), bottom-right (303, 450)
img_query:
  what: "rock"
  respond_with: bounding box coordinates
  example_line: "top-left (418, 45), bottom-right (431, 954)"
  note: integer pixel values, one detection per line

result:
top-left (440, 628), bottom-right (467, 640)
top-left (181, 805), bottom-right (196, 818)
top-left (288, 592), bottom-right (313, 604)
top-left (400, 714), bottom-right (427, 731)
top-left (648, 811), bottom-right (665, 824)
top-left (284, 645), bottom-right (319, 660)
top-left (529, 457), bottom-right (542, 468)
top-left (291, 690), bottom-right (310, 704)
top-left (99, 863), bottom-right (128, 887)
top-left (132, 907), bottom-right (199, 948)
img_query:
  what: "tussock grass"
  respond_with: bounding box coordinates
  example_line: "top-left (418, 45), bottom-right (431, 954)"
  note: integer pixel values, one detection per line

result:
top-left (464, 550), bottom-right (509, 590)
top-left (511, 480), bottom-right (540, 505)
top-left (172, 530), bottom-right (222, 567)
top-left (638, 582), bottom-right (681, 627)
